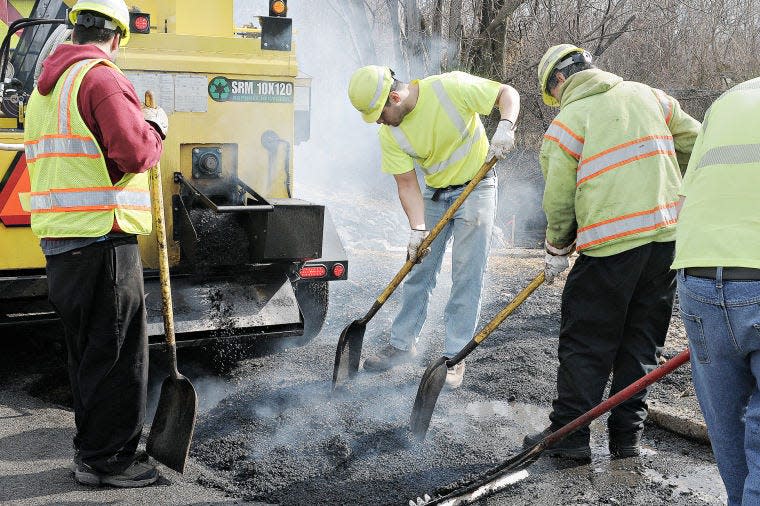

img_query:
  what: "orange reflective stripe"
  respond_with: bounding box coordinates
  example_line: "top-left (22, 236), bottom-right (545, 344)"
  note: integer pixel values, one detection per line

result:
top-left (576, 201), bottom-right (679, 250)
top-left (30, 186), bottom-right (147, 195)
top-left (654, 89), bottom-right (673, 125)
top-left (544, 120), bottom-right (584, 159)
top-left (576, 135), bottom-right (675, 186)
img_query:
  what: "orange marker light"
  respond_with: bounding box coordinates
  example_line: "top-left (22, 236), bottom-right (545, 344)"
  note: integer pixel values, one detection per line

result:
top-left (270, 1), bottom-right (287, 16)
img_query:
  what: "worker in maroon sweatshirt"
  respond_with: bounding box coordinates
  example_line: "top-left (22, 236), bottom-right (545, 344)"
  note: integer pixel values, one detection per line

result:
top-left (23, 0), bottom-right (167, 488)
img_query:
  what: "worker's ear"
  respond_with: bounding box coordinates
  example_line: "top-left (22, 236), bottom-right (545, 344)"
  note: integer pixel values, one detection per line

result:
top-left (388, 91), bottom-right (401, 105)
top-left (110, 32), bottom-right (120, 52)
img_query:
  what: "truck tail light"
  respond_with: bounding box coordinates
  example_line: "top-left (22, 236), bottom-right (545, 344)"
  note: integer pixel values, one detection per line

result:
top-left (299, 264), bottom-right (327, 279)
top-left (129, 12), bottom-right (150, 34)
top-left (332, 263), bottom-right (345, 278)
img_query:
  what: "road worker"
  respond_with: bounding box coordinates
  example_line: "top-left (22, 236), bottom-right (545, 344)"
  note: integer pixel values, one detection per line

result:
top-left (672, 78), bottom-right (760, 505)
top-left (522, 45), bottom-right (700, 460)
top-left (22, 0), bottom-right (167, 487)
top-left (347, 66), bottom-right (519, 388)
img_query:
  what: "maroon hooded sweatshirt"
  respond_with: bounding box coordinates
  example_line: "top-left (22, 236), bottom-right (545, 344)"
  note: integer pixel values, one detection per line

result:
top-left (36, 43), bottom-right (163, 184)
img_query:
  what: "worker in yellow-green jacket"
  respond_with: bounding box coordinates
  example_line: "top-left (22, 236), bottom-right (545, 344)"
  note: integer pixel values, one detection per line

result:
top-left (522, 44), bottom-right (700, 461)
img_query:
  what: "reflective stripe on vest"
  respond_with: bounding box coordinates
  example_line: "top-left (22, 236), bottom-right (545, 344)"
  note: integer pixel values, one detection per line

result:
top-left (576, 200), bottom-right (679, 250)
top-left (576, 135), bottom-right (675, 186)
top-left (25, 135), bottom-right (100, 162)
top-left (653, 89), bottom-right (673, 125)
top-left (544, 120), bottom-right (584, 159)
top-left (388, 80), bottom-right (477, 175)
top-left (29, 187), bottom-right (150, 213)
top-left (58, 60), bottom-right (91, 134)
top-left (696, 143), bottom-right (760, 170)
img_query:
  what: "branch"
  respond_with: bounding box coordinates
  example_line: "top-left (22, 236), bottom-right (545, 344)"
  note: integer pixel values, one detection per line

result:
top-left (592, 14), bottom-right (636, 57)
top-left (484, 0), bottom-right (526, 37)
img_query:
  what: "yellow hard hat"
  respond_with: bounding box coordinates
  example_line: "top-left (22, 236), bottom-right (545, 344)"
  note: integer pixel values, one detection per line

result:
top-left (348, 66), bottom-right (393, 123)
top-left (69, 0), bottom-right (131, 46)
top-left (538, 44), bottom-right (591, 107)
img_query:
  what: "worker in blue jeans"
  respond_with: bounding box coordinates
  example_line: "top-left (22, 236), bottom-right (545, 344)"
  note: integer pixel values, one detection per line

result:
top-left (347, 66), bottom-right (520, 388)
top-left (388, 175), bottom-right (497, 364)
top-left (672, 75), bottom-right (760, 506)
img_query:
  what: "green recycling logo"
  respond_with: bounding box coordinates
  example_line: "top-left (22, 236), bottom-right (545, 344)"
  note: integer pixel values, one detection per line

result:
top-left (208, 76), bottom-right (231, 101)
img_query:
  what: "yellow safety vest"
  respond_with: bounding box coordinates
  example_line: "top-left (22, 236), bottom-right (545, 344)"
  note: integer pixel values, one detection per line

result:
top-left (21, 58), bottom-right (151, 238)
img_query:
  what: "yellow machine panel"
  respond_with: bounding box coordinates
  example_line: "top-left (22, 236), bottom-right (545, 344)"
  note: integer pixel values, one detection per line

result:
top-left (0, 0), bottom-right (345, 350)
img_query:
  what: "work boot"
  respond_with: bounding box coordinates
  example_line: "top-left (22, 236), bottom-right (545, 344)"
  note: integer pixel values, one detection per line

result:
top-left (75, 461), bottom-right (159, 488)
top-left (609, 430), bottom-right (642, 459)
top-left (523, 426), bottom-right (592, 462)
top-left (70, 449), bottom-right (149, 473)
top-left (362, 344), bottom-right (417, 372)
top-left (445, 361), bottom-right (465, 389)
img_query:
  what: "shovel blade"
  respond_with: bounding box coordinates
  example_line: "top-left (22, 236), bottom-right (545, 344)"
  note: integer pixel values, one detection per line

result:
top-left (410, 356), bottom-right (448, 439)
top-left (146, 374), bottom-right (198, 473)
top-left (332, 320), bottom-right (365, 390)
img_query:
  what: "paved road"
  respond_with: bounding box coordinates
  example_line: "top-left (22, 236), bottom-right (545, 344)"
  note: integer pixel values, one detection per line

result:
top-left (0, 248), bottom-right (727, 505)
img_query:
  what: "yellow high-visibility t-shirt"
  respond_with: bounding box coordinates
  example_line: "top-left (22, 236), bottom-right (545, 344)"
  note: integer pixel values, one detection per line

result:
top-left (378, 71), bottom-right (501, 188)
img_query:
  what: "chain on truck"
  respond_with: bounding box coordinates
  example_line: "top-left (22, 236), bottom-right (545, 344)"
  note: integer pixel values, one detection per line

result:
top-left (0, 0), bottom-right (347, 364)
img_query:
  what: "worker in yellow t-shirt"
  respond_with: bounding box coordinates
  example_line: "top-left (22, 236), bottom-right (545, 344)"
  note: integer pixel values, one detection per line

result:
top-left (347, 66), bottom-right (520, 388)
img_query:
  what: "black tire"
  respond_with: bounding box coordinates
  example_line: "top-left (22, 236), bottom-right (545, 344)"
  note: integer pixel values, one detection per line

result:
top-left (290, 280), bottom-right (329, 347)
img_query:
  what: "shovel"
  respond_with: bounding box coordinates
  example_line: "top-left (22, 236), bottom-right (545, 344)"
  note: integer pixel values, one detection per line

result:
top-left (411, 348), bottom-right (692, 505)
top-left (332, 157), bottom-right (499, 390)
top-left (410, 272), bottom-right (545, 439)
top-left (143, 91), bottom-right (198, 473)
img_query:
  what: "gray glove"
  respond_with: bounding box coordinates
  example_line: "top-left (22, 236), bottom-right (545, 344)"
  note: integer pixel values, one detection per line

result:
top-left (142, 105), bottom-right (169, 139)
top-left (486, 120), bottom-right (515, 160)
top-left (544, 239), bottom-right (574, 285)
top-left (407, 228), bottom-right (431, 264)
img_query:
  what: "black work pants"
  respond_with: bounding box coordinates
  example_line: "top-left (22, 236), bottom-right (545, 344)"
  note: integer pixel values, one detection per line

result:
top-left (549, 241), bottom-right (676, 443)
top-left (46, 236), bottom-right (148, 474)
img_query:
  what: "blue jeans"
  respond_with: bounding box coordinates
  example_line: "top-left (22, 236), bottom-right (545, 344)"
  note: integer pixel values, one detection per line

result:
top-left (390, 174), bottom-right (497, 357)
top-left (677, 269), bottom-right (760, 506)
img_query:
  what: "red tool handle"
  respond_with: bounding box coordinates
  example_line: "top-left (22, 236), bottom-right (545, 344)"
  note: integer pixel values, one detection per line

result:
top-left (543, 348), bottom-right (691, 447)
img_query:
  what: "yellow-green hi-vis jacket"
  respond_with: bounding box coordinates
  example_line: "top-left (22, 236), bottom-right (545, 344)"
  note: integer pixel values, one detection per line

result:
top-left (540, 68), bottom-right (701, 257)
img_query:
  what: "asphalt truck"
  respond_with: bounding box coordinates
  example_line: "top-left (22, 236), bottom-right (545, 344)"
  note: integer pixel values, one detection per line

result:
top-left (0, 0), bottom-right (347, 363)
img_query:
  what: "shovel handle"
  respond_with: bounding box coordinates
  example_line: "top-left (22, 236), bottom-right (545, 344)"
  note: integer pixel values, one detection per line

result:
top-left (543, 348), bottom-right (691, 447)
top-left (447, 272), bottom-right (544, 367)
top-left (145, 91), bottom-right (179, 373)
top-left (373, 157), bottom-right (498, 311)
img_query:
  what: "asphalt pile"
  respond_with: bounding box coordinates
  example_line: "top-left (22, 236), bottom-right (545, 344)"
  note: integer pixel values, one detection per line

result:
top-left (186, 208), bottom-right (250, 267)
top-left (189, 255), bottom-right (715, 505)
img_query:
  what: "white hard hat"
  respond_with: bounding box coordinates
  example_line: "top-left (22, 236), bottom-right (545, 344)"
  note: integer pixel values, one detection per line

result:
top-left (69, 0), bottom-right (131, 46)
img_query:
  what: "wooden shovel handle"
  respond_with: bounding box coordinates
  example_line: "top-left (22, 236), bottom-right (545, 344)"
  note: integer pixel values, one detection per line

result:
top-left (373, 157), bottom-right (499, 312)
top-left (145, 91), bottom-right (178, 361)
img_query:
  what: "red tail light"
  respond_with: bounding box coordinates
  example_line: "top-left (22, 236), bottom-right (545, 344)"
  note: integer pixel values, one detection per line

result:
top-left (332, 263), bottom-right (345, 278)
top-left (299, 264), bottom-right (326, 278)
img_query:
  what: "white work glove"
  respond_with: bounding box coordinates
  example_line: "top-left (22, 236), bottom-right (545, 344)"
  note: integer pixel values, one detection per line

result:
top-left (544, 239), bottom-right (574, 285)
top-left (486, 120), bottom-right (516, 160)
top-left (407, 228), bottom-right (431, 264)
top-left (142, 105), bottom-right (169, 139)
